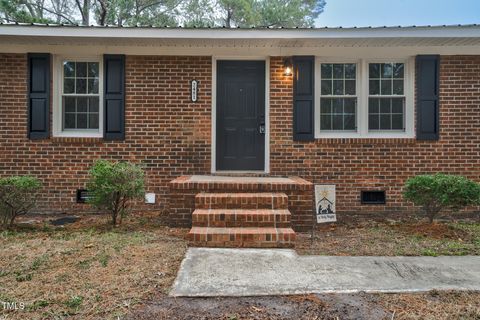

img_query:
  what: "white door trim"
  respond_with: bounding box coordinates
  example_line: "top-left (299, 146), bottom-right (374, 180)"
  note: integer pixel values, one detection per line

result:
top-left (211, 56), bottom-right (270, 174)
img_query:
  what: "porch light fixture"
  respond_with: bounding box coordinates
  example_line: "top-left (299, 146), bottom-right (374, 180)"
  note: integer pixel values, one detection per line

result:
top-left (283, 58), bottom-right (293, 76)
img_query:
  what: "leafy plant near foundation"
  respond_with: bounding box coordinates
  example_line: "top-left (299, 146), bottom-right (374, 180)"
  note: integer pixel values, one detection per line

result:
top-left (0, 176), bottom-right (41, 226)
top-left (404, 174), bottom-right (480, 223)
top-left (87, 160), bottom-right (145, 226)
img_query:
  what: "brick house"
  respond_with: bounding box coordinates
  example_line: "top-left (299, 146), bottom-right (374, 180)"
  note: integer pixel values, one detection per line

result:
top-left (1, 24), bottom-right (479, 247)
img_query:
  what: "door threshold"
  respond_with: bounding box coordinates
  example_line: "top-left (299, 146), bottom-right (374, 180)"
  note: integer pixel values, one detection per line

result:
top-left (213, 170), bottom-right (269, 176)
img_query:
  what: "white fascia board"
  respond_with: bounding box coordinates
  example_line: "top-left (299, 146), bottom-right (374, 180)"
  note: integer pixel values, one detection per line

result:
top-left (1, 25), bottom-right (480, 40)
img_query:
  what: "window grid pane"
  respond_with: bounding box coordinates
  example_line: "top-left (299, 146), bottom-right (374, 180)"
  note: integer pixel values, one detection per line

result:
top-left (368, 98), bottom-right (404, 131)
top-left (320, 98), bottom-right (356, 131)
top-left (369, 63), bottom-right (404, 96)
top-left (63, 61), bottom-right (100, 95)
top-left (63, 96), bottom-right (100, 130)
top-left (368, 62), bottom-right (405, 131)
top-left (320, 63), bottom-right (357, 132)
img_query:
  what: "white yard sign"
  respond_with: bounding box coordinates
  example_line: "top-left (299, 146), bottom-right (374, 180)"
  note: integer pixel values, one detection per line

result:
top-left (315, 184), bottom-right (337, 223)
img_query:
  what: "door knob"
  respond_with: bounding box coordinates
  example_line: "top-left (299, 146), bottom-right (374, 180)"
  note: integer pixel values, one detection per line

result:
top-left (259, 123), bottom-right (265, 134)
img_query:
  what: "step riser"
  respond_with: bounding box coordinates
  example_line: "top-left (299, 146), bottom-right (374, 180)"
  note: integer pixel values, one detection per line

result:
top-left (189, 233), bottom-right (295, 242)
top-left (195, 193), bottom-right (288, 210)
top-left (194, 221), bottom-right (291, 228)
top-left (188, 228), bottom-right (295, 248)
top-left (192, 210), bottom-right (291, 228)
top-left (189, 242), bottom-right (295, 248)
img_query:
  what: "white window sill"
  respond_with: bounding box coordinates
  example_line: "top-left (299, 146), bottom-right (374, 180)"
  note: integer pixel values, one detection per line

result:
top-left (316, 131), bottom-right (415, 139)
top-left (52, 132), bottom-right (103, 138)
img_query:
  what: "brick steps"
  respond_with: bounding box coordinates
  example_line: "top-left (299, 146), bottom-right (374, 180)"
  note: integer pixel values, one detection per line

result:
top-left (195, 192), bottom-right (288, 209)
top-left (192, 209), bottom-right (291, 228)
top-left (188, 226), bottom-right (295, 248)
top-left (188, 192), bottom-right (296, 248)
top-left (169, 175), bottom-right (314, 232)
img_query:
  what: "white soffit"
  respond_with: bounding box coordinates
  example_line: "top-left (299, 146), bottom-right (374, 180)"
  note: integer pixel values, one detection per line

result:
top-left (2, 35), bottom-right (480, 48)
top-left (1, 24), bottom-right (480, 50)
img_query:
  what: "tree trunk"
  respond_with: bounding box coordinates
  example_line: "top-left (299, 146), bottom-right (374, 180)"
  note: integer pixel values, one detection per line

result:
top-left (75, 0), bottom-right (90, 25)
top-left (112, 193), bottom-right (120, 226)
top-left (225, 9), bottom-right (232, 27)
top-left (83, 0), bottom-right (90, 25)
top-left (426, 208), bottom-right (440, 224)
top-left (97, 0), bottom-right (107, 26)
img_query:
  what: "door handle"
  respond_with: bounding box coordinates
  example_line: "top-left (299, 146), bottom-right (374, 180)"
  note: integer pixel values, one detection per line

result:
top-left (259, 123), bottom-right (265, 134)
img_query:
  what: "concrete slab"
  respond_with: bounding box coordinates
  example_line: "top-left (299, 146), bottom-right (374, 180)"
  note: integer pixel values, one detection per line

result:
top-left (186, 175), bottom-right (297, 184)
top-left (170, 248), bottom-right (480, 297)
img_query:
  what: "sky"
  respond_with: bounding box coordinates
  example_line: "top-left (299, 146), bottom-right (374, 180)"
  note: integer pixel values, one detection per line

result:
top-left (316, 0), bottom-right (480, 27)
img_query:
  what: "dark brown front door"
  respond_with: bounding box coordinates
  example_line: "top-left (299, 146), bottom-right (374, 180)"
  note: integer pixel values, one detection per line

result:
top-left (216, 60), bottom-right (265, 171)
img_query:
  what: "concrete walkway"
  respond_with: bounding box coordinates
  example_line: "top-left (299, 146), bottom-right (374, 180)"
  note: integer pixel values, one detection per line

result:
top-left (170, 248), bottom-right (480, 297)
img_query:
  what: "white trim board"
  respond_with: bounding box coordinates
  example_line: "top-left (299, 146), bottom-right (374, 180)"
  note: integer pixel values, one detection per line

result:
top-left (314, 57), bottom-right (415, 139)
top-left (52, 55), bottom-right (104, 138)
top-left (211, 56), bottom-right (270, 174)
top-left (3, 25), bottom-right (480, 39)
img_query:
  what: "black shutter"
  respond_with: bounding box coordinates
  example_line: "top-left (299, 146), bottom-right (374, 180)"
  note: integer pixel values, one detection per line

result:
top-left (28, 53), bottom-right (50, 139)
top-left (104, 54), bottom-right (125, 140)
top-left (293, 56), bottom-right (315, 141)
top-left (416, 55), bottom-right (440, 140)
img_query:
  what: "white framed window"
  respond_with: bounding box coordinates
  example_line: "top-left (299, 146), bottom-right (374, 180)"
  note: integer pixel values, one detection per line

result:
top-left (368, 62), bottom-right (405, 131)
top-left (53, 56), bottom-right (103, 137)
top-left (319, 63), bottom-right (357, 132)
top-left (315, 57), bottom-right (414, 138)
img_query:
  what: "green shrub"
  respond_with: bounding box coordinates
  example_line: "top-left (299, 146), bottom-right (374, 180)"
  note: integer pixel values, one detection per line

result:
top-left (403, 174), bottom-right (480, 223)
top-left (87, 160), bottom-right (145, 225)
top-left (0, 176), bottom-right (41, 226)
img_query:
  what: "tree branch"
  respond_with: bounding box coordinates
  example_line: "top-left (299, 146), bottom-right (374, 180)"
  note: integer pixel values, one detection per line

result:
top-left (74, 0), bottom-right (86, 24)
top-left (29, 1), bottom-right (76, 24)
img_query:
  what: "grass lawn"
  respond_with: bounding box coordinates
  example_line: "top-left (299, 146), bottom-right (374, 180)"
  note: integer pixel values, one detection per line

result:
top-left (0, 213), bottom-right (187, 319)
top-left (0, 212), bottom-right (478, 319)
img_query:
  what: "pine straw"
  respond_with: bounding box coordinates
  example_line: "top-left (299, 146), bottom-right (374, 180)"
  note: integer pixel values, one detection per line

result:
top-left (378, 291), bottom-right (480, 320)
top-left (0, 213), bottom-right (188, 319)
top-left (296, 220), bottom-right (480, 256)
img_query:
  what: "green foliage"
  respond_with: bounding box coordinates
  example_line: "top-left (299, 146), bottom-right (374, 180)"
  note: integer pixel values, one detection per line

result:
top-left (421, 249), bottom-right (438, 257)
top-left (15, 271), bottom-right (33, 282)
top-left (87, 160), bottom-right (145, 225)
top-left (94, 0), bottom-right (180, 26)
top-left (65, 295), bottom-right (83, 309)
top-left (0, 0), bottom-right (56, 24)
top-left (254, 0), bottom-right (325, 28)
top-left (1, 0), bottom-right (325, 28)
top-left (0, 176), bottom-right (41, 226)
top-left (28, 299), bottom-right (50, 311)
top-left (404, 174), bottom-right (480, 223)
top-left (183, 0), bottom-right (325, 28)
top-left (97, 251), bottom-right (110, 267)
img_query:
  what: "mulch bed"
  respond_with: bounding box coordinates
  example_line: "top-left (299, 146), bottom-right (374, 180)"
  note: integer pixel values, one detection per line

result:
top-left (296, 216), bottom-right (480, 256)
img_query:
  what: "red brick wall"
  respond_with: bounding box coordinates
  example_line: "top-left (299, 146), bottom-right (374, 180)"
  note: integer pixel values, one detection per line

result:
top-left (269, 55), bottom-right (480, 214)
top-left (1, 53), bottom-right (479, 217)
top-left (0, 54), bottom-right (212, 213)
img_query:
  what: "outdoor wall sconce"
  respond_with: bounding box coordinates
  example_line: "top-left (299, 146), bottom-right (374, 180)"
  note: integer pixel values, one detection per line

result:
top-left (283, 58), bottom-right (293, 76)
